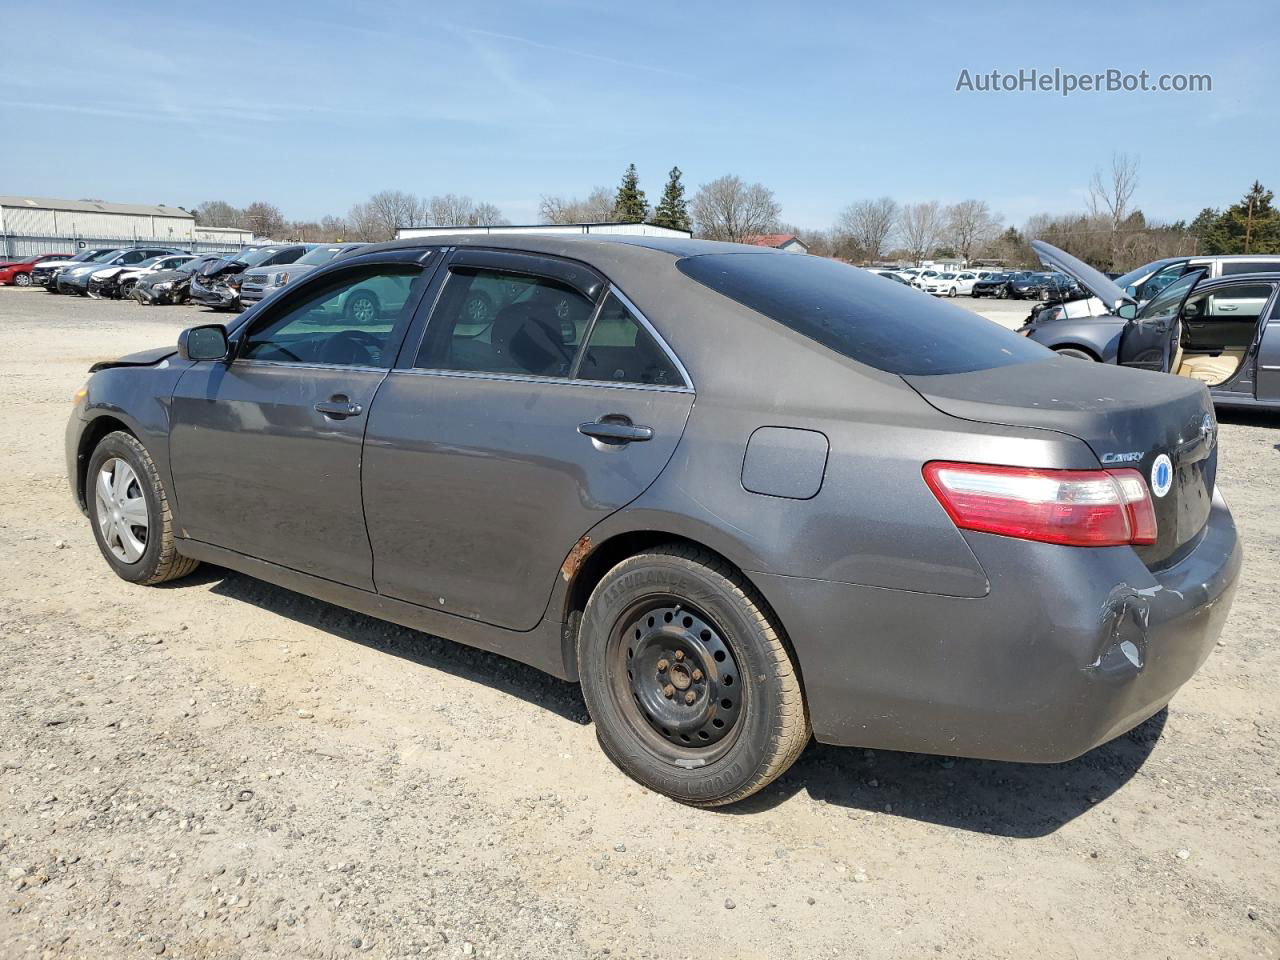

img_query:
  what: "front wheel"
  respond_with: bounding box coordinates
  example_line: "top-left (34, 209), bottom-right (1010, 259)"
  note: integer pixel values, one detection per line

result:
top-left (86, 431), bottom-right (199, 585)
top-left (1054, 347), bottom-right (1098, 361)
top-left (578, 545), bottom-right (810, 806)
top-left (344, 290), bottom-right (380, 324)
top-left (948, 287), bottom-right (957, 298)
top-left (14, 273), bottom-right (31, 287)
top-left (118, 279), bottom-right (136, 299)
top-left (998, 286), bottom-right (1009, 299)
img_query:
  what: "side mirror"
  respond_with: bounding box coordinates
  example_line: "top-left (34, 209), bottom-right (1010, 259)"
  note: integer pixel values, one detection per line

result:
top-left (1115, 303), bottom-right (1138, 321)
top-left (178, 324), bottom-right (230, 361)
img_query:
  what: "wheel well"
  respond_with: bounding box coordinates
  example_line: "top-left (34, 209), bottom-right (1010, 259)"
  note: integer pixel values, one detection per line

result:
top-left (74, 416), bottom-right (133, 508)
top-left (1052, 344), bottom-right (1101, 361)
top-left (558, 531), bottom-right (797, 689)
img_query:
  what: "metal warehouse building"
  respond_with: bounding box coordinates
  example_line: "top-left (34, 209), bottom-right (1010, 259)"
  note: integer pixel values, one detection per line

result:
top-left (0, 195), bottom-right (196, 258)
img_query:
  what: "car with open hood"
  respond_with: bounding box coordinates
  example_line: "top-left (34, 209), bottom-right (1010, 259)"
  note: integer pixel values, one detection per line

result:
top-left (129, 254), bottom-right (229, 306)
top-left (189, 243), bottom-right (311, 310)
top-left (238, 242), bottom-right (366, 306)
top-left (1022, 240), bottom-right (1280, 408)
top-left (66, 235), bottom-right (1240, 806)
top-left (0, 252), bottom-right (74, 286)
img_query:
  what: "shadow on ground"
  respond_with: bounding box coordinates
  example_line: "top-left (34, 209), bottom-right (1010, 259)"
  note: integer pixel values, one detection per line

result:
top-left (198, 566), bottom-right (1163, 839)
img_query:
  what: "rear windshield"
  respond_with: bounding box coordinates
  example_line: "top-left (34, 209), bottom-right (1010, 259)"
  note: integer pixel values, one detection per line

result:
top-left (677, 253), bottom-right (1049, 376)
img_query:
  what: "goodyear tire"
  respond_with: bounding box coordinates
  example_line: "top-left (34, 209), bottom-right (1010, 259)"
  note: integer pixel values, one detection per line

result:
top-left (578, 544), bottom-right (810, 806)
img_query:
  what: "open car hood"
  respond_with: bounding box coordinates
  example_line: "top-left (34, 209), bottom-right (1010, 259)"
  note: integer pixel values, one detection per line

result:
top-left (1031, 240), bottom-right (1133, 311)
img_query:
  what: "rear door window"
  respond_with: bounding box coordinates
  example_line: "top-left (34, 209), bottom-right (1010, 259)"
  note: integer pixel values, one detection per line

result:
top-left (577, 293), bottom-right (684, 386)
top-left (1220, 260), bottom-right (1280, 276)
top-left (676, 253), bottom-right (1048, 375)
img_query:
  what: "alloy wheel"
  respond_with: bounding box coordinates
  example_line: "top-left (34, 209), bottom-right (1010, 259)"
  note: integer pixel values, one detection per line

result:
top-left (14, 273), bottom-right (30, 286)
top-left (95, 457), bottom-right (149, 563)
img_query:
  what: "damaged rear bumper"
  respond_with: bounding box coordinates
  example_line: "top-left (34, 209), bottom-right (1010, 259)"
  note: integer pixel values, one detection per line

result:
top-left (753, 488), bottom-right (1241, 762)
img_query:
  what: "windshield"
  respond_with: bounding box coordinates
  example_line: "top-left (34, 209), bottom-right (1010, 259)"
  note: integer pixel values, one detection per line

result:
top-left (233, 247), bottom-right (281, 267)
top-left (85, 249), bottom-right (122, 263)
top-left (677, 253), bottom-right (1050, 376)
top-left (1115, 257), bottom-right (1185, 290)
top-left (136, 256), bottom-right (168, 268)
top-left (1138, 269), bottom-right (1204, 322)
top-left (296, 245), bottom-right (350, 266)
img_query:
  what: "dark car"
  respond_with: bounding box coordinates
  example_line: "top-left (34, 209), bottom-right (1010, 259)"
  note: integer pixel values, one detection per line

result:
top-left (30, 248), bottom-right (121, 290)
top-left (970, 271), bottom-right (1028, 298)
top-left (66, 236), bottom-right (1240, 806)
top-left (130, 254), bottom-right (229, 305)
top-left (1022, 240), bottom-right (1280, 409)
top-left (189, 244), bottom-right (311, 311)
top-left (0, 252), bottom-right (74, 286)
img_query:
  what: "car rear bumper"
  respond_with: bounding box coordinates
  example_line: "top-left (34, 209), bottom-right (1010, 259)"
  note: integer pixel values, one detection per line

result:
top-left (754, 488), bottom-right (1241, 762)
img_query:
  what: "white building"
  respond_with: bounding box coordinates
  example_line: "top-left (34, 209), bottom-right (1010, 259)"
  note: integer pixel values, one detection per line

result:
top-left (0, 195), bottom-right (195, 244)
top-left (397, 221), bottom-right (692, 241)
top-left (195, 224), bottom-right (255, 246)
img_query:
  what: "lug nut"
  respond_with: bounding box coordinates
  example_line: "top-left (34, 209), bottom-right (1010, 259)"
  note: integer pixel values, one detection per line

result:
top-left (674, 650), bottom-right (685, 661)
top-left (663, 684), bottom-right (675, 698)
top-left (691, 668), bottom-right (703, 682)
top-left (684, 691), bottom-right (696, 705)
top-left (657, 659), bottom-right (669, 672)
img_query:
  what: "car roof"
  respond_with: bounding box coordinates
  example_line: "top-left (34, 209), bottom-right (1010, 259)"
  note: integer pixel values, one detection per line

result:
top-left (353, 233), bottom-right (785, 266)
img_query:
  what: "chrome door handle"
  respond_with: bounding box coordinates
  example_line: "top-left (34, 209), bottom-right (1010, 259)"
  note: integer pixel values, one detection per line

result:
top-left (314, 398), bottom-right (363, 419)
top-left (578, 418), bottom-right (653, 444)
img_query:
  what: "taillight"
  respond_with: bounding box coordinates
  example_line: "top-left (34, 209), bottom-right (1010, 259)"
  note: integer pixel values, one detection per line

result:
top-left (923, 462), bottom-right (1157, 548)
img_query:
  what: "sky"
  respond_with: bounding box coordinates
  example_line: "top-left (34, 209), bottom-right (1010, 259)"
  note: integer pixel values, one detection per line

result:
top-left (1, 0), bottom-right (1275, 231)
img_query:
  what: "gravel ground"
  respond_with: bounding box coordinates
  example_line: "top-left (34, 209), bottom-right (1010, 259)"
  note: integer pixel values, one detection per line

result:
top-left (0, 287), bottom-right (1276, 959)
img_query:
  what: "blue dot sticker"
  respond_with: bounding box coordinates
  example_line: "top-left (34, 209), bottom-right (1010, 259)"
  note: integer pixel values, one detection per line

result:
top-left (1150, 454), bottom-right (1173, 498)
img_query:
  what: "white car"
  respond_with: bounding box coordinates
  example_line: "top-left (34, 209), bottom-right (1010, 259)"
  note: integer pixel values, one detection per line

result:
top-left (88, 254), bottom-right (196, 299)
top-left (923, 272), bottom-right (966, 297)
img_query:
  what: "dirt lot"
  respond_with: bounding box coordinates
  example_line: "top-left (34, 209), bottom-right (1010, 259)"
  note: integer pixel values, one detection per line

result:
top-left (1, 287), bottom-right (1276, 959)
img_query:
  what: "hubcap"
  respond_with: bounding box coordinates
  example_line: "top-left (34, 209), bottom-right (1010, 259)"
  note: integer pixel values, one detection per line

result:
top-left (615, 602), bottom-right (743, 753)
top-left (352, 296), bottom-right (375, 323)
top-left (94, 458), bottom-right (149, 563)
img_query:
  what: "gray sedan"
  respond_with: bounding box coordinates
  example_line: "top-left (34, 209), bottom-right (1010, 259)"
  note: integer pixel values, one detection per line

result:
top-left (1022, 240), bottom-right (1280, 409)
top-left (65, 236), bottom-right (1241, 805)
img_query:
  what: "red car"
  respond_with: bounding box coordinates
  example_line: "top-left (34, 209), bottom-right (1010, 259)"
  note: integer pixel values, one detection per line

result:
top-left (0, 253), bottom-right (74, 286)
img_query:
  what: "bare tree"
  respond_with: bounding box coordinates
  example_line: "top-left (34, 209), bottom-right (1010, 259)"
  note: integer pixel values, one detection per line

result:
top-left (359, 190), bottom-right (427, 240)
top-left (427, 193), bottom-right (476, 226)
top-left (240, 201), bottom-right (285, 238)
top-left (319, 214), bottom-right (348, 240)
top-left (896, 201), bottom-right (945, 265)
top-left (471, 201), bottom-right (508, 226)
top-left (690, 175), bottom-right (781, 242)
top-left (195, 200), bottom-right (241, 228)
top-left (835, 197), bottom-right (898, 262)
top-left (945, 199), bottom-right (1001, 264)
top-left (539, 187), bottom-right (615, 224)
top-left (1089, 152), bottom-right (1139, 231)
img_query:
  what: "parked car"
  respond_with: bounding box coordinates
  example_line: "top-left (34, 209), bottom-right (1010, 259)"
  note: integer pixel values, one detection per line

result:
top-left (863, 268), bottom-right (912, 286)
top-left (66, 236), bottom-right (1241, 806)
top-left (1037, 253), bottom-right (1280, 323)
top-left (923, 272), bottom-right (968, 297)
top-left (1022, 240), bottom-right (1280, 408)
top-left (88, 253), bottom-right (196, 300)
top-left (31, 248), bottom-right (121, 290)
top-left (57, 247), bottom-right (185, 296)
top-left (130, 254), bottom-right (229, 306)
top-left (239, 242), bottom-right (366, 307)
top-left (971, 271), bottom-right (1029, 298)
top-left (190, 244), bottom-right (311, 311)
top-left (0, 252), bottom-right (74, 286)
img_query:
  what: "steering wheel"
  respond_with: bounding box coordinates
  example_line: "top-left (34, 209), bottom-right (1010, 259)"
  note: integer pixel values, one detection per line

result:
top-left (326, 329), bottom-right (382, 364)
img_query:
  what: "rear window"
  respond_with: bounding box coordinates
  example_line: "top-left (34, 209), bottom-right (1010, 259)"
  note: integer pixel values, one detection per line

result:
top-left (676, 253), bottom-right (1049, 376)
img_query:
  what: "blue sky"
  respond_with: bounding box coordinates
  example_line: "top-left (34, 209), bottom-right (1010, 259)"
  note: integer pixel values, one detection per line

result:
top-left (1, 0), bottom-right (1274, 230)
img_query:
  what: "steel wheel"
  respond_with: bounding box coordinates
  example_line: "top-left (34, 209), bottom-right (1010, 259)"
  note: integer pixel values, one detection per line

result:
top-left (14, 273), bottom-right (31, 286)
top-left (609, 599), bottom-right (745, 763)
top-left (94, 457), bottom-right (149, 563)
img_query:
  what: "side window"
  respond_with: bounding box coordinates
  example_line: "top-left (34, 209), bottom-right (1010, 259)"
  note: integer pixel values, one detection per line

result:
top-left (416, 268), bottom-right (595, 378)
top-left (240, 265), bottom-right (422, 367)
top-left (577, 293), bottom-right (684, 386)
top-left (1186, 283), bottom-right (1273, 322)
top-left (120, 250), bottom-right (147, 265)
top-left (1221, 260), bottom-right (1278, 276)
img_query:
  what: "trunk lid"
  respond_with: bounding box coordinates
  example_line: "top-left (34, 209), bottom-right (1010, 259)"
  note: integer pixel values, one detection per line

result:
top-left (905, 358), bottom-right (1218, 567)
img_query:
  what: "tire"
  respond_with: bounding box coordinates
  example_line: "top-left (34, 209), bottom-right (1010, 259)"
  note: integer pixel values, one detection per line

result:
top-left (578, 544), bottom-right (810, 807)
top-left (14, 273), bottom-right (31, 287)
top-left (118, 279), bottom-right (136, 299)
top-left (462, 290), bottom-right (494, 324)
top-left (86, 430), bottom-right (200, 586)
top-left (948, 287), bottom-right (957, 298)
top-left (1054, 347), bottom-right (1098, 361)
top-left (998, 286), bottom-right (1009, 299)
top-left (344, 290), bottom-right (379, 324)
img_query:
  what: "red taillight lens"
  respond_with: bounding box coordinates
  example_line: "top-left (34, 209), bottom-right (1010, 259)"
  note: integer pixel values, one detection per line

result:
top-left (923, 462), bottom-right (1158, 548)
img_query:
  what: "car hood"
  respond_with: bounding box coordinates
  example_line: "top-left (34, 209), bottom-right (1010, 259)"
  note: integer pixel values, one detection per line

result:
top-left (1031, 240), bottom-right (1133, 310)
top-left (34, 259), bottom-right (84, 270)
top-left (138, 269), bottom-right (190, 287)
top-left (198, 258), bottom-right (246, 278)
top-left (88, 345), bottom-right (177, 373)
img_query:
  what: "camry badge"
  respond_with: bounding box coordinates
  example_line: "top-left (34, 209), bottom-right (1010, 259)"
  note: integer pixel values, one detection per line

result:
top-left (1150, 454), bottom-right (1174, 498)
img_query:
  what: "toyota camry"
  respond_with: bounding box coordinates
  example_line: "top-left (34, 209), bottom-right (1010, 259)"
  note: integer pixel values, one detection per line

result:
top-left (66, 235), bottom-right (1242, 806)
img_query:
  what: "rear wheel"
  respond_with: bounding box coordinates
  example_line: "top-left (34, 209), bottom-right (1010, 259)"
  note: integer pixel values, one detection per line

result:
top-left (578, 545), bottom-right (810, 806)
top-left (87, 431), bottom-right (199, 585)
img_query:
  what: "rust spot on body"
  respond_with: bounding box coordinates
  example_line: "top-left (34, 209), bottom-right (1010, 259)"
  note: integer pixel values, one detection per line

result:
top-left (560, 535), bottom-right (592, 581)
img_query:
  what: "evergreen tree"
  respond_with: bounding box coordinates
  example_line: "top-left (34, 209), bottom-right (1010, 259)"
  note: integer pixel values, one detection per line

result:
top-left (612, 164), bottom-right (648, 223)
top-left (1204, 181), bottom-right (1280, 254)
top-left (652, 166), bottom-right (691, 233)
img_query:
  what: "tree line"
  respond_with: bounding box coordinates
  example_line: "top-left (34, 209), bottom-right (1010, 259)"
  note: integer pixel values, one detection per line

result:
top-left (193, 156), bottom-right (1280, 273)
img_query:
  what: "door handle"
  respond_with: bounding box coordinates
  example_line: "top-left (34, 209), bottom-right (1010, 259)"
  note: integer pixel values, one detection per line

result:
top-left (314, 396), bottom-right (363, 419)
top-left (578, 417), bottom-right (653, 444)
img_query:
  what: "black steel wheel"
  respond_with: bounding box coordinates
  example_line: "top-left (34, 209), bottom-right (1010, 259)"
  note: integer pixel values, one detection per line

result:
top-left (578, 544), bottom-right (810, 806)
